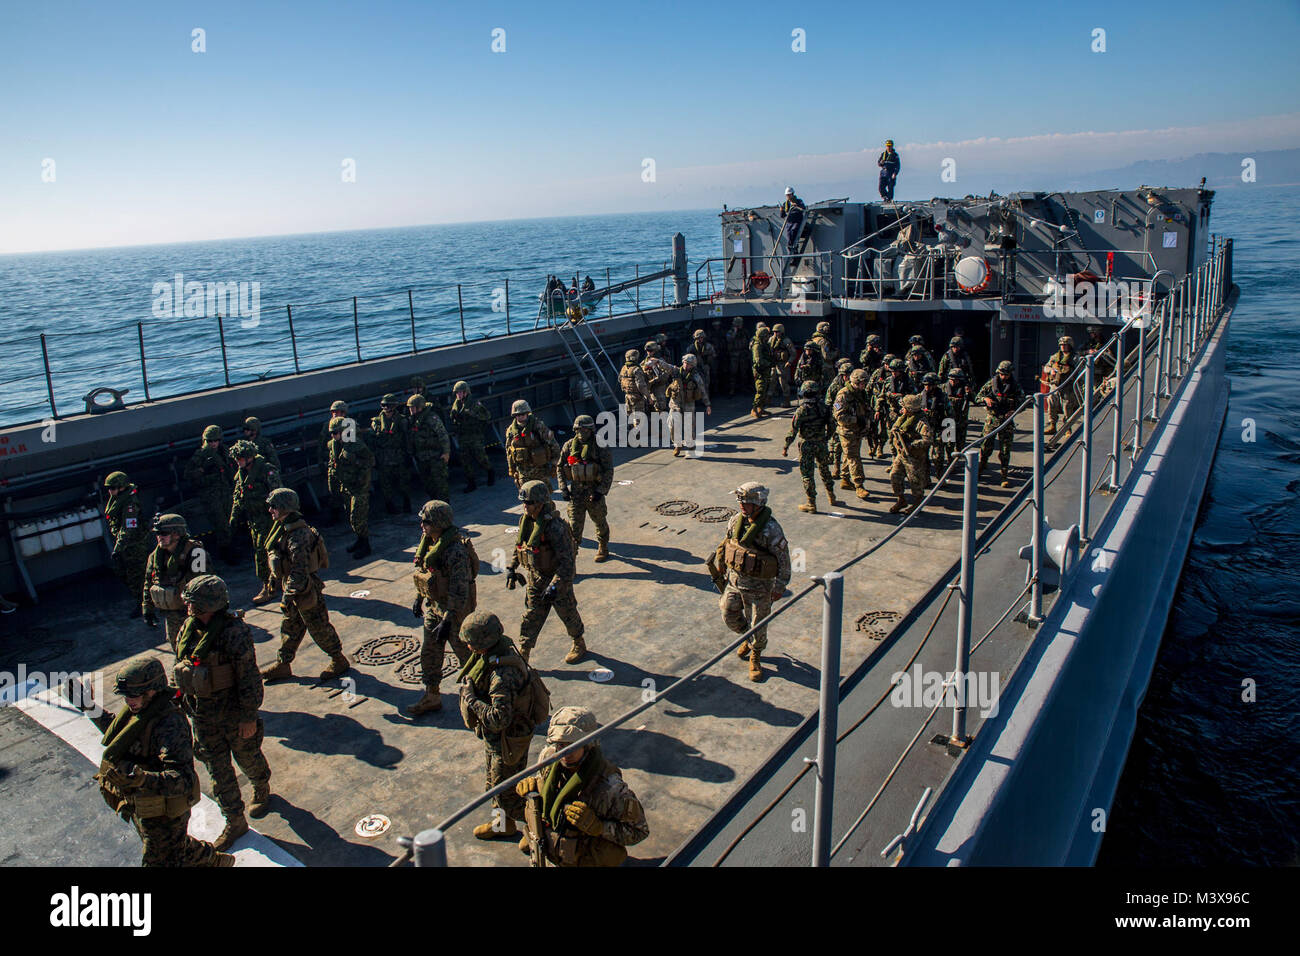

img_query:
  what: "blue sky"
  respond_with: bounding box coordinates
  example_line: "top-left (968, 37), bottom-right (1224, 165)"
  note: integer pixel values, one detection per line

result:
top-left (2, 0), bottom-right (1298, 253)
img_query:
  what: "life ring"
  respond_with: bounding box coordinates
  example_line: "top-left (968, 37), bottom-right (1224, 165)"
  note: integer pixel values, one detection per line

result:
top-left (750, 271), bottom-right (772, 291)
top-left (954, 256), bottom-right (992, 294)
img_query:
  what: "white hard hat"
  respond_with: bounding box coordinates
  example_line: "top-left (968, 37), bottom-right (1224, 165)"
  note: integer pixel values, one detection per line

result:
top-left (785, 186), bottom-right (794, 196)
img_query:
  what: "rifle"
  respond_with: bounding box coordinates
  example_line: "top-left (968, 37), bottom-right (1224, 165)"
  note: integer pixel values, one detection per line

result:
top-left (705, 551), bottom-right (726, 594)
top-left (523, 792), bottom-right (547, 868)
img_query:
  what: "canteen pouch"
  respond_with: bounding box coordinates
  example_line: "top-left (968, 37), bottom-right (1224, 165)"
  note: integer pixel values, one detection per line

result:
top-left (148, 585), bottom-right (185, 612)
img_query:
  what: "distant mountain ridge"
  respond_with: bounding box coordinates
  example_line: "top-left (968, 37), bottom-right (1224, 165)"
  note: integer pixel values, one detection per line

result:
top-left (1048, 148), bottom-right (1300, 191)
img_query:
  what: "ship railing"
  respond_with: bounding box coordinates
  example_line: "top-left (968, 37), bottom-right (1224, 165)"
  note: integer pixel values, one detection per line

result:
top-left (393, 238), bottom-right (1233, 867)
top-left (691, 252), bottom-right (833, 306)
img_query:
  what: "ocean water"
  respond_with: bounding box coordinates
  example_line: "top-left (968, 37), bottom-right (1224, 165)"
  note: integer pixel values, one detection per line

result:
top-left (2, 188), bottom-right (1295, 865)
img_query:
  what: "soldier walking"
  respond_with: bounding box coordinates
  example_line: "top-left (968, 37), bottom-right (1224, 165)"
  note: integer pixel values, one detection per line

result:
top-left (240, 417), bottom-right (280, 470)
top-left (327, 417), bottom-right (374, 558)
top-left (183, 425), bottom-right (236, 561)
top-left (888, 394), bottom-right (934, 514)
top-left (505, 400), bottom-right (561, 492)
top-left (508, 480), bottom-right (586, 664)
top-left (640, 342), bottom-right (675, 413)
top-left (318, 400), bottom-right (351, 525)
top-left (750, 326), bottom-right (774, 418)
top-left (173, 574), bottom-right (272, 850)
top-left (558, 415), bottom-right (613, 561)
top-left (905, 334), bottom-right (936, 379)
top-left (228, 440), bottom-right (280, 605)
top-left (449, 381), bottom-right (495, 492)
top-left (619, 348), bottom-right (653, 418)
top-left (919, 373), bottom-right (952, 484)
top-left (406, 394), bottom-right (451, 501)
top-left (945, 368), bottom-right (972, 457)
top-left (824, 357), bottom-right (854, 476)
top-left (769, 323), bottom-right (794, 407)
top-left (142, 513), bottom-right (204, 653)
top-left (666, 354), bottom-right (711, 456)
top-left (831, 369), bottom-right (873, 500)
top-left (976, 360), bottom-right (1026, 487)
top-left (783, 381), bottom-right (843, 513)
top-left (407, 500), bottom-right (475, 717)
top-left (937, 335), bottom-right (975, 384)
top-left (103, 471), bottom-right (150, 615)
top-left (1045, 335), bottom-right (1081, 437)
top-left (686, 328), bottom-right (718, 392)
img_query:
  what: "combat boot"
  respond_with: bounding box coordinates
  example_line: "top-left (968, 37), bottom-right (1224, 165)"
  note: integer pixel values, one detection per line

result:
top-left (1000, 466), bottom-right (1012, 489)
top-left (346, 535), bottom-right (364, 555)
top-left (855, 486), bottom-right (870, 500)
top-left (839, 477), bottom-right (854, 490)
top-left (750, 408), bottom-right (761, 419)
top-left (798, 501), bottom-right (817, 513)
top-left (352, 536), bottom-right (372, 559)
top-left (736, 640), bottom-right (751, 659)
top-left (564, 636), bottom-right (587, 665)
top-left (213, 851), bottom-right (237, 867)
top-left (260, 660), bottom-right (292, 683)
top-left (214, 814), bottom-right (248, 851)
top-left (320, 654), bottom-right (351, 680)
top-left (486, 467), bottom-right (496, 487)
top-left (827, 490), bottom-right (843, 508)
top-left (405, 689), bottom-right (442, 716)
top-left (248, 783), bottom-right (272, 819)
top-left (673, 445), bottom-right (683, 457)
top-left (473, 817), bottom-right (518, 840)
top-left (888, 494), bottom-right (908, 514)
top-left (593, 542), bottom-right (609, 563)
top-left (252, 581), bottom-right (276, 606)
top-left (748, 648), bottom-right (764, 683)
top-left (465, 476), bottom-right (478, 493)
top-left (1044, 418), bottom-right (1058, 436)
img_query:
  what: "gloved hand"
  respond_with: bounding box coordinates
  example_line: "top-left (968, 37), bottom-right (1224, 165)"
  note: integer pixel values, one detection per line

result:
top-left (411, 595), bottom-right (424, 618)
top-left (563, 800), bottom-right (602, 836)
top-left (506, 569), bottom-right (525, 590)
top-left (109, 762), bottom-right (146, 791)
top-left (515, 776), bottom-right (540, 797)
top-left (460, 681), bottom-right (479, 704)
top-left (561, 486), bottom-right (572, 501)
top-left (143, 608), bottom-right (157, 627)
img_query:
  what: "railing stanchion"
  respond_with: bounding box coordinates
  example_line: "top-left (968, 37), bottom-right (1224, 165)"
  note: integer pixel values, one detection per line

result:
top-left (1080, 356), bottom-right (1095, 540)
top-left (137, 322), bottom-right (150, 402)
top-left (412, 829), bottom-right (447, 867)
top-left (217, 313), bottom-right (231, 387)
top-left (607, 268), bottom-right (613, 318)
top-left (40, 334), bottom-right (58, 419)
top-left (352, 296), bottom-right (362, 362)
top-left (286, 305), bottom-right (300, 374)
top-left (811, 571), bottom-right (843, 868)
top-left (457, 285), bottom-right (466, 343)
top-left (1134, 308), bottom-right (1146, 462)
top-left (635, 264), bottom-right (640, 312)
top-left (505, 278), bottom-right (511, 335)
top-left (952, 449), bottom-right (979, 744)
top-left (1107, 327), bottom-right (1126, 492)
top-left (1029, 392), bottom-right (1045, 625)
top-left (408, 290), bottom-right (417, 353)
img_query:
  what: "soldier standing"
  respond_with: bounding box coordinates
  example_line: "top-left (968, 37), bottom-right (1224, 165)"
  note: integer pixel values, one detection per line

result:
top-left (824, 357), bottom-right (854, 476)
top-left (505, 399), bottom-right (561, 491)
top-left (183, 425), bottom-right (235, 560)
top-left (142, 513), bottom-right (204, 653)
top-left (905, 334), bottom-right (936, 379)
top-left (327, 417), bottom-right (374, 558)
top-left (783, 381), bottom-right (843, 513)
top-left (976, 360), bottom-right (1026, 487)
top-left (259, 487), bottom-right (350, 682)
top-left (369, 393), bottom-right (413, 515)
top-left (768, 323), bottom-right (794, 407)
top-left (919, 373), bottom-right (952, 484)
top-left (514, 706), bottom-right (649, 866)
top-left (710, 482), bottom-right (791, 682)
top-left (228, 440), bottom-right (280, 606)
top-left (640, 342), bottom-right (674, 413)
top-left (876, 358), bottom-right (913, 430)
top-left (726, 317), bottom-right (749, 396)
top-left (406, 394), bottom-right (451, 501)
top-left (103, 471), bottom-right (150, 615)
top-left (407, 500), bottom-right (475, 716)
top-left (750, 326), bottom-right (774, 418)
top-left (831, 369), bottom-right (873, 500)
top-left (318, 400), bottom-right (351, 525)
top-left (240, 417), bottom-right (280, 470)
top-left (666, 354), bottom-right (711, 457)
top-left (794, 335), bottom-right (825, 397)
top-left (457, 611), bottom-right (538, 842)
top-left (686, 329), bottom-right (718, 392)
top-left (507, 480), bottom-right (585, 664)
top-left (83, 656), bottom-right (231, 867)
top-left (1044, 335), bottom-right (1080, 436)
top-left (937, 335), bottom-right (975, 384)
top-left (859, 333), bottom-right (885, 377)
top-left (619, 348), bottom-right (653, 418)
top-left (558, 415), bottom-right (613, 561)
top-left (173, 574), bottom-right (273, 850)
top-left (945, 368), bottom-right (972, 456)
top-left (889, 394), bottom-right (934, 514)
top-left (450, 381), bottom-right (495, 492)
top-left (811, 321), bottom-right (840, 393)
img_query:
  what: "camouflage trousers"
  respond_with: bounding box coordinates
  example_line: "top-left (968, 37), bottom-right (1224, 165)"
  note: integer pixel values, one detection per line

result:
top-left (375, 456), bottom-right (411, 507)
top-left (520, 571), bottom-right (584, 653)
top-left (568, 491), bottom-right (609, 548)
top-left (512, 466), bottom-right (554, 492)
top-left (721, 583), bottom-right (774, 653)
top-left (752, 366), bottom-right (771, 410)
top-left (865, 414), bottom-right (885, 457)
top-left (187, 704), bottom-right (270, 819)
top-left (828, 431), bottom-right (842, 474)
top-left (890, 448), bottom-right (929, 505)
top-left (668, 404), bottom-right (701, 450)
top-left (161, 610), bottom-right (187, 656)
top-left (420, 605), bottom-right (469, 692)
top-left (837, 426), bottom-right (867, 489)
top-left (485, 739), bottom-right (530, 822)
top-left (198, 491), bottom-right (231, 549)
top-left (134, 811), bottom-right (219, 867)
top-left (1047, 387), bottom-right (1080, 425)
top-left (770, 365), bottom-right (791, 403)
top-left (797, 439), bottom-right (836, 503)
top-left (245, 515), bottom-right (272, 583)
top-left (980, 415), bottom-right (1015, 467)
top-left (342, 487), bottom-right (370, 535)
top-left (112, 547), bottom-right (149, 602)
top-left (624, 394), bottom-right (649, 415)
top-left (413, 455), bottom-right (450, 501)
top-left (457, 436), bottom-right (490, 481)
top-left (277, 589), bottom-right (344, 663)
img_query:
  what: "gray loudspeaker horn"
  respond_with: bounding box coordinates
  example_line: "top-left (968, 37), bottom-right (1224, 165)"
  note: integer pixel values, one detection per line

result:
top-left (1018, 522), bottom-right (1081, 593)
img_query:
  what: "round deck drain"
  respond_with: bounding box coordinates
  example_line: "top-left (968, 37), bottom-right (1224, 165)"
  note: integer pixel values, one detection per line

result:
top-left (855, 610), bottom-right (901, 640)
top-left (395, 655), bottom-right (459, 685)
top-left (588, 667), bottom-right (614, 683)
top-left (694, 506), bottom-right (735, 523)
top-left (655, 500), bottom-right (699, 517)
top-left (354, 635), bottom-right (420, 666)
top-left (355, 814), bottom-right (391, 838)
top-left (349, 589), bottom-right (371, 599)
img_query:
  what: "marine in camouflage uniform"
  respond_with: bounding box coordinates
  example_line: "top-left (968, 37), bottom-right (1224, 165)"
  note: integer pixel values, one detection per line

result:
top-left (103, 471), bottom-right (150, 614)
top-left (709, 482), bottom-right (791, 682)
top-left (823, 357), bottom-right (854, 476)
top-left (183, 426), bottom-right (235, 555)
top-left (558, 416), bottom-right (614, 561)
top-left (685, 329), bottom-right (718, 392)
top-left (259, 487), bottom-right (351, 681)
top-left (666, 354), bottom-right (711, 456)
top-left (937, 336), bottom-right (975, 385)
top-left (784, 381), bottom-right (843, 513)
top-left (945, 368), bottom-right (972, 457)
top-left (515, 706), bottom-right (649, 867)
top-left (508, 480), bottom-right (585, 664)
top-left (449, 381), bottom-right (494, 491)
top-left (142, 513), bottom-right (205, 653)
top-left (240, 417), bottom-right (280, 470)
top-left (458, 612), bottom-right (535, 840)
top-left (369, 393), bottom-right (413, 515)
top-left (406, 394), bottom-right (451, 501)
top-left (505, 400), bottom-right (561, 492)
top-left (1084, 327), bottom-right (1116, 398)
top-left (793, 336), bottom-right (826, 399)
top-left (640, 342), bottom-right (675, 413)
top-left (619, 349), bottom-right (653, 416)
top-left (83, 657), bottom-right (231, 867)
top-left (768, 324), bottom-right (794, 407)
top-left (976, 361), bottom-right (1026, 487)
top-left (725, 317), bottom-right (749, 396)
top-left (831, 369), bottom-right (873, 500)
top-left (875, 358), bottom-right (914, 432)
top-left (318, 400), bottom-right (351, 525)
top-left (228, 440), bottom-right (280, 605)
top-left (1044, 335), bottom-right (1081, 436)
top-left (811, 321), bottom-right (840, 393)
top-left (406, 500), bottom-right (475, 717)
top-left (750, 326), bottom-right (773, 417)
top-left (919, 373), bottom-right (952, 483)
top-left (904, 335), bottom-right (936, 380)
top-left (327, 417), bottom-right (374, 557)
top-left (859, 334), bottom-right (885, 379)
top-left (173, 574), bottom-right (272, 851)
top-left (888, 394), bottom-right (934, 514)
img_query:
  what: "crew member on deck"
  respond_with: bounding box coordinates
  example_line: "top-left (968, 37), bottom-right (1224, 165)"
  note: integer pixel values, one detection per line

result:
top-left (780, 187), bottom-right (806, 259)
top-left (878, 140), bottom-right (901, 202)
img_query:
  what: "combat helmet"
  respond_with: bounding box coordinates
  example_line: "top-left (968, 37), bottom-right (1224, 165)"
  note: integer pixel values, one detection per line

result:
top-left (850, 369), bottom-right (870, 386)
top-left (182, 574), bottom-right (230, 614)
top-left (547, 706), bottom-right (600, 746)
top-left (418, 499), bottom-right (453, 530)
top-left (453, 380), bottom-right (470, 395)
top-left (682, 353), bottom-right (698, 367)
top-left (922, 373), bottom-right (940, 387)
top-left (997, 360), bottom-right (1014, 375)
top-left (799, 381), bottom-right (820, 398)
top-left (888, 358), bottom-right (905, 371)
top-left (655, 333), bottom-right (667, 345)
top-left (329, 400), bottom-right (348, 413)
top-left (518, 480), bottom-right (550, 505)
top-left (734, 481), bottom-right (769, 506)
top-left (230, 439), bottom-right (258, 460)
top-left (328, 416), bottom-right (354, 435)
top-left (151, 513), bottom-right (187, 534)
top-left (902, 393), bottom-right (924, 412)
top-left (772, 323), bottom-right (785, 335)
top-left (947, 368), bottom-right (968, 383)
top-left (1058, 335), bottom-right (1074, 348)
top-left (459, 610), bottom-right (505, 651)
top-left (511, 399), bottom-right (532, 416)
top-left (202, 425), bottom-right (222, 441)
top-left (104, 471), bottom-right (130, 490)
top-left (757, 327), bottom-right (771, 339)
top-left (242, 416), bottom-right (262, 435)
top-left (816, 321), bottom-right (831, 334)
top-left (115, 657), bottom-right (168, 697)
top-left (381, 393), bottom-right (402, 408)
top-left (866, 334), bottom-right (883, 346)
top-left (837, 357), bottom-right (853, 371)
top-left (731, 316), bottom-right (743, 327)
top-left (407, 394), bottom-right (427, 412)
top-left (644, 340), bottom-right (661, 355)
top-left (949, 336), bottom-right (963, 348)
top-left (573, 414), bottom-right (595, 432)
top-left (909, 334), bottom-right (925, 346)
top-left (266, 487), bottom-right (300, 512)
top-left (882, 353), bottom-right (898, 365)
top-left (692, 329), bottom-right (705, 339)
top-left (624, 348), bottom-right (641, 363)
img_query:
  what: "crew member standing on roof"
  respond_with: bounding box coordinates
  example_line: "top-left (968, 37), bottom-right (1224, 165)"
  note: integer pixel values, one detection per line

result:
top-left (878, 140), bottom-right (901, 202)
top-left (780, 187), bottom-right (806, 259)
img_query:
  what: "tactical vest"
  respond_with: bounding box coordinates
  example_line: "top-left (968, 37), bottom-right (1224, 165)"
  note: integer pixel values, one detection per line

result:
top-left (672, 371), bottom-right (704, 406)
top-left (722, 515), bottom-right (779, 579)
top-left (267, 518), bottom-right (328, 582)
top-left (506, 420), bottom-right (552, 469)
top-left (987, 381), bottom-right (1019, 417)
top-left (1047, 350), bottom-right (1075, 384)
top-left (97, 716), bottom-right (200, 820)
top-left (619, 363), bottom-right (644, 397)
top-left (147, 540), bottom-right (199, 611)
top-left (413, 529), bottom-right (478, 612)
top-left (562, 444), bottom-right (602, 485)
top-left (892, 412), bottom-right (929, 453)
top-left (516, 516), bottom-right (558, 574)
top-left (794, 401), bottom-right (831, 441)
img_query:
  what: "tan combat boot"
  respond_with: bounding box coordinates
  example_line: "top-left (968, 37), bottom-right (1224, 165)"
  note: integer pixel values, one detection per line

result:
top-left (888, 494), bottom-right (909, 514)
top-left (214, 814), bottom-right (249, 851)
top-left (405, 689), bottom-right (442, 717)
top-left (827, 490), bottom-right (843, 508)
top-left (320, 654), bottom-right (351, 680)
top-left (855, 486), bottom-right (870, 500)
top-left (213, 851), bottom-right (237, 867)
top-left (673, 446), bottom-right (684, 457)
top-left (593, 542), bottom-right (609, 563)
top-left (748, 648), bottom-right (764, 683)
top-left (1044, 418), bottom-right (1058, 436)
top-left (564, 636), bottom-right (587, 665)
top-left (798, 501), bottom-right (817, 513)
top-left (248, 783), bottom-right (272, 819)
top-left (251, 581), bottom-right (276, 606)
top-left (260, 660), bottom-right (292, 683)
top-left (1000, 466), bottom-right (1012, 489)
top-left (736, 640), bottom-right (751, 659)
top-left (839, 477), bottom-right (854, 490)
top-left (473, 817), bottom-right (518, 840)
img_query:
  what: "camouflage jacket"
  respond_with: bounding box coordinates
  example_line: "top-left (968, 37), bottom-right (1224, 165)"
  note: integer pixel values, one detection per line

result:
top-left (619, 361), bottom-right (652, 402)
top-left (905, 346), bottom-right (936, 377)
top-left (666, 367), bottom-right (709, 409)
top-left (408, 409), bottom-right (450, 461)
top-left (751, 336), bottom-right (773, 370)
top-left (832, 384), bottom-right (872, 430)
top-left (824, 371), bottom-right (849, 407)
top-left (891, 411), bottom-right (934, 458)
top-left (92, 699), bottom-right (198, 803)
top-left (512, 503), bottom-right (576, 585)
top-left (367, 411), bottom-right (410, 463)
top-left (921, 389), bottom-right (952, 435)
top-left (183, 445), bottom-right (234, 497)
top-left (328, 437), bottom-right (374, 493)
top-left (975, 375), bottom-right (1025, 422)
top-left (686, 340), bottom-right (718, 370)
top-left (945, 381), bottom-right (971, 418)
top-left (715, 509), bottom-right (791, 593)
top-left (812, 332), bottom-right (840, 370)
top-left (504, 414), bottom-right (561, 475)
top-left (937, 348), bottom-right (975, 383)
top-left (174, 611), bottom-right (264, 725)
top-left (243, 423), bottom-right (281, 470)
top-left (104, 485), bottom-right (149, 555)
top-left (640, 356), bottom-right (675, 392)
top-left (769, 335), bottom-right (794, 368)
top-left (267, 514), bottom-right (325, 599)
top-left (875, 371), bottom-right (915, 421)
top-left (529, 744), bottom-right (650, 867)
top-left (784, 398), bottom-right (833, 449)
top-left (859, 347), bottom-right (884, 376)
top-left (142, 537), bottom-right (202, 615)
top-left (794, 340), bottom-right (824, 386)
top-left (449, 397), bottom-right (491, 440)
top-left (230, 456), bottom-right (280, 525)
top-left (415, 529), bottom-right (473, 617)
top-left (1045, 349), bottom-right (1078, 385)
top-left (725, 327), bottom-right (748, 360)
top-left (558, 436), bottom-right (614, 496)
top-left (460, 637), bottom-right (529, 741)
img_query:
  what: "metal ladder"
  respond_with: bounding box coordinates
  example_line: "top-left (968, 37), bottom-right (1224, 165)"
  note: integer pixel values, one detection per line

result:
top-left (553, 318), bottom-right (621, 412)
